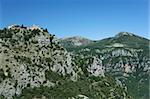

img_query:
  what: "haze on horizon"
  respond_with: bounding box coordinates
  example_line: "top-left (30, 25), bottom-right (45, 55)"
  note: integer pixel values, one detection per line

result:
top-left (0, 0), bottom-right (149, 40)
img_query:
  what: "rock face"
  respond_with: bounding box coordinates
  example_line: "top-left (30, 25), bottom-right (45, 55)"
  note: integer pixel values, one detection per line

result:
top-left (87, 57), bottom-right (105, 77)
top-left (0, 25), bottom-right (77, 98)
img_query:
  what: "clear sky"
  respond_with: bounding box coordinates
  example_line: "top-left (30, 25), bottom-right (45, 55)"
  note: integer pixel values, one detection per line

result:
top-left (0, 0), bottom-right (149, 40)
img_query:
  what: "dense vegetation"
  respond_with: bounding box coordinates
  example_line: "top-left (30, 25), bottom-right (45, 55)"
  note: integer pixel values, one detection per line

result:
top-left (15, 70), bottom-right (131, 99)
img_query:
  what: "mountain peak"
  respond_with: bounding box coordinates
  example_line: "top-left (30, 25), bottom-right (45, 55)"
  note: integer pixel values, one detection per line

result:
top-left (63, 36), bottom-right (89, 40)
top-left (60, 36), bottom-right (92, 46)
top-left (115, 32), bottom-right (134, 37)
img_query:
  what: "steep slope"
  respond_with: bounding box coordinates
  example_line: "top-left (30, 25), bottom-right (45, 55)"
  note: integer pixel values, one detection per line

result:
top-left (0, 25), bottom-right (77, 98)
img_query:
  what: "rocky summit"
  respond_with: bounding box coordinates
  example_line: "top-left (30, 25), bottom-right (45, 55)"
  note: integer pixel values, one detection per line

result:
top-left (0, 25), bottom-right (149, 99)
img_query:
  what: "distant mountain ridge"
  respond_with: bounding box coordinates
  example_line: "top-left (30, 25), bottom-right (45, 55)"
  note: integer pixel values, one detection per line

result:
top-left (59, 36), bottom-right (93, 46)
top-left (60, 32), bottom-right (149, 53)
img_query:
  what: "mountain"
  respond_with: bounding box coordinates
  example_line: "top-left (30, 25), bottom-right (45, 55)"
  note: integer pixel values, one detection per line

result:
top-left (60, 31), bottom-right (150, 99)
top-left (59, 36), bottom-right (93, 51)
top-left (0, 25), bottom-right (79, 98)
top-left (60, 32), bottom-right (149, 54)
top-left (0, 25), bottom-right (132, 99)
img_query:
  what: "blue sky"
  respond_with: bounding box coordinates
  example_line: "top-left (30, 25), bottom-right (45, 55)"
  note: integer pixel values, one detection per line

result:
top-left (0, 0), bottom-right (149, 40)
